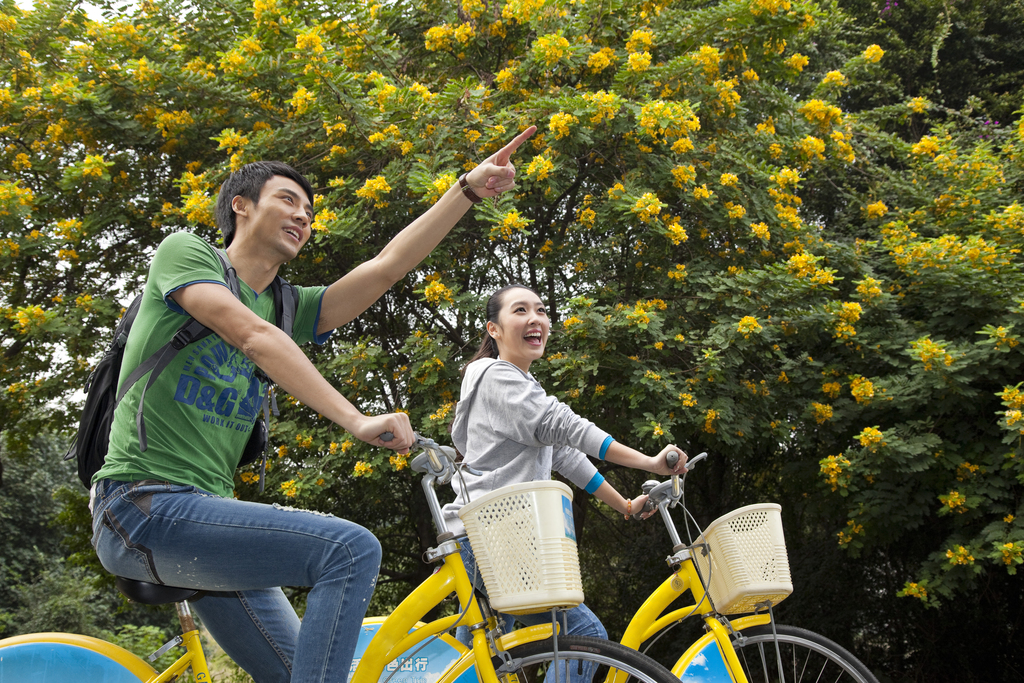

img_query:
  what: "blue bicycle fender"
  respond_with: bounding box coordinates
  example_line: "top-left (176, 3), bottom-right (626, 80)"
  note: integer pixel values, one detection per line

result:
top-left (0, 639), bottom-right (150, 682)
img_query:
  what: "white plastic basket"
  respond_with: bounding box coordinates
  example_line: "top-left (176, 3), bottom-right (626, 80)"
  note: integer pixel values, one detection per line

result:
top-left (458, 480), bottom-right (584, 615)
top-left (692, 503), bottom-right (793, 615)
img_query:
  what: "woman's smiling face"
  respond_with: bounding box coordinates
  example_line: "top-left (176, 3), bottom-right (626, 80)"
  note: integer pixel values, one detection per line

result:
top-left (487, 287), bottom-right (550, 373)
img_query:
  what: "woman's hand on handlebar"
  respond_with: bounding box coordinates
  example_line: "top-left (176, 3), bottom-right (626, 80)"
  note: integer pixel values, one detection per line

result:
top-left (352, 413), bottom-right (415, 453)
top-left (651, 444), bottom-right (688, 476)
top-left (629, 494), bottom-right (657, 520)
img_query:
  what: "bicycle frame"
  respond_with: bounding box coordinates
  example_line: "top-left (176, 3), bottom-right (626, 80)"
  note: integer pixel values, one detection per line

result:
top-left (351, 438), bottom-right (557, 683)
top-left (350, 546), bottom-right (554, 683)
top-left (619, 559), bottom-right (769, 681)
top-left (616, 457), bottom-right (773, 683)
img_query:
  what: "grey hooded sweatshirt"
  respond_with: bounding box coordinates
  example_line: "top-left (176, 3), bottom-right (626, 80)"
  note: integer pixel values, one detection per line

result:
top-left (442, 358), bottom-right (612, 536)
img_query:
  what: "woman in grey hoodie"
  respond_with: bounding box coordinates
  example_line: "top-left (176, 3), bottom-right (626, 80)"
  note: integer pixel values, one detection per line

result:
top-left (443, 284), bottom-right (687, 680)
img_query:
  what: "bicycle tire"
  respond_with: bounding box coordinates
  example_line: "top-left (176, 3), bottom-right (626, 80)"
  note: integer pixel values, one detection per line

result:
top-left (496, 635), bottom-right (680, 683)
top-left (730, 624), bottom-right (879, 683)
top-left (0, 632), bottom-right (155, 682)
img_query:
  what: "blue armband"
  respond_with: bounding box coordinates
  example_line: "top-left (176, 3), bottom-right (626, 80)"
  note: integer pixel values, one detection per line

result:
top-left (585, 472), bottom-right (605, 494)
top-left (599, 436), bottom-right (615, 461)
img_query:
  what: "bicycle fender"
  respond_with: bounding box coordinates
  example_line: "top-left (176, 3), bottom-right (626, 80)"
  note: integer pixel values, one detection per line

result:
top-left (672, 615), bottom-right (771, 681)
top-left (495, 623), bottom-right (556, 650)
top-left (0, 632), bottom-right (157, 682)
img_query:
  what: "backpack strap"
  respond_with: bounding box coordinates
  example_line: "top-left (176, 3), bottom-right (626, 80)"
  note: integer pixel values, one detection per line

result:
top-left (117, 248), bottom-right (240, 452)
top-left (214, 249), bottom-right (242, 300)
top-left (272, 277), bottom-right (297, 338)
top-left (253, 276), bottom-right (298, 491)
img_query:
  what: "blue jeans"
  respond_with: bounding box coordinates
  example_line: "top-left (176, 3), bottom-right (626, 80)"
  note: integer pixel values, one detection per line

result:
top-left (454, 539), bottom-right (606, 683)
top-left (91, 479), bottom-right (381, 683)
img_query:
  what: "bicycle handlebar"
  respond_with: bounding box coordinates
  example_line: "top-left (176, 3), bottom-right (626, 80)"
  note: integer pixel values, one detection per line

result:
top-left (644, 452), bottom-right (708, 509)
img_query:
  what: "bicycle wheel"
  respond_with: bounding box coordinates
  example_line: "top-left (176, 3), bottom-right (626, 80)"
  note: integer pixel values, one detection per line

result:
top-left (731, 624), bottom-right (879, 683)
top-left (496, 635), bottom-right (680, 683)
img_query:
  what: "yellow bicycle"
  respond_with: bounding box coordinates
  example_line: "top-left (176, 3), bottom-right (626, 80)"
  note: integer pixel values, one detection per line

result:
top-left (618, 451), bottom-right (879, 683)
top-left (0, 436), bottom-right (679, 683)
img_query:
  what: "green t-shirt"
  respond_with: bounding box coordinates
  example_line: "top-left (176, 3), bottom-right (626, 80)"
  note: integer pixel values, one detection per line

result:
top-left (93, 231), bottom-right (330, 497)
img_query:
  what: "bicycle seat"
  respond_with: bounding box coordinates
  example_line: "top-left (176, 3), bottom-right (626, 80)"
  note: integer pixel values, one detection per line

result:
top-left (116, 576), bottom-right (204, 605)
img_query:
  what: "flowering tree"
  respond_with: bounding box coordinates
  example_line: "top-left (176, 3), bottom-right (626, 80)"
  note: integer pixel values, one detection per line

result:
top-left (3, 0), bottom-right (1023, 676)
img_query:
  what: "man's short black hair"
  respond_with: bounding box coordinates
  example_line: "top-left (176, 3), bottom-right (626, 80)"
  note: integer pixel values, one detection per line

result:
top-left (215, 161), bottom-right (315, 247)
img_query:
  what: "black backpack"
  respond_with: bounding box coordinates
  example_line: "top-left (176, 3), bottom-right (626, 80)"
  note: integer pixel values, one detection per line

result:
top-left (64, 249), bottom-right (296, 493)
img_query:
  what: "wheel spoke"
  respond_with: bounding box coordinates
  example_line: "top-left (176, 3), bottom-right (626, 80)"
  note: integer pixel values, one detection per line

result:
top-left (728, 625), bottom-right (877, 683)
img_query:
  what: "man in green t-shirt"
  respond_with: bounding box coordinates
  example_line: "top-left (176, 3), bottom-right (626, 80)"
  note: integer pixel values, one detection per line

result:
top-left (90, 126), bottom-right (535, 683)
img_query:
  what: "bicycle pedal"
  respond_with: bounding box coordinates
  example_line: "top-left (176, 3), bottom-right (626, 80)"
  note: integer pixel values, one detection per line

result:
top-left (148, 635), bottom-right (184, 662)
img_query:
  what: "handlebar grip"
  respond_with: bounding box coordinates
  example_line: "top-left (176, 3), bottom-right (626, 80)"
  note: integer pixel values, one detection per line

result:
top-left (631, 498), bottom-right (656, 521)
top-left (379, 431), bottom-right (394, 442)
top-left (666, 450), bottom-right (680, 468)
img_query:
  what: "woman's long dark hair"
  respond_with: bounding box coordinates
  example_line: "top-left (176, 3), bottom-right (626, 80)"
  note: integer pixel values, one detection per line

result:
top-left (461, 284), bottom-right (541, 377)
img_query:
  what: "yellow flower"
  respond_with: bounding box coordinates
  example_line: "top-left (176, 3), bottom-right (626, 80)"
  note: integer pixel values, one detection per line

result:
top-left (866, 201), bottom-right (888, 219)
top-left (693, 45), bottom-right (720, 78)
top-left (857, 426), bottom-right (884, 448)
top-left (355, 175), bottom-right (392, 208)
top-left (819, 455), bottom-right (851, 491)
top-left (911, 136), bottom-right (940, 157)
top-left (862, 44), bottom-right (884, 63)
top-left (821, 71), bottom-right (847, 87)
top-left (725, 202), bottom-right (746, 220)
top-left (811, 402), bottom-right (833, 424)
top-left (693, 184), bottom-right (713, 200)
top-left (424, 172), bottom-right (457, 205)
top-left (856, 277), bottom-right (883, 302)
top-left (533, 33), bottom-right (570, 67)
top-left (671, 165), bottom-right (696, 187)
top-left (295, 28), bottom-right (325, 55)
top-left (703, 409), bottom-right (718, 433)
top-left (288, 85), bottom-right (316, 114)
top-left (424, 279), bottom-right (454, 304)
top-left (850, 377), bottom-right (874, 404)
top-left (583, 90), bottom-right (621, 124)
top-left (587, 47), bottom-right (617, 73)
top-left (798, 136), bottom-right (826, 161)
top-left (632, 192), bottom-right (664, 223)
top-left (719, 173), bottom-right (738, 186)
top-left (751, 222), bottom-right (771, 240)
top-left (784, 54), bottom-right (809, 71)
top-left (548, 112), bottom-right (579, 140)
top-left (492, 209), bottom-right (531, 240)
top-left (353, 461), bottom-right (374, 477)
top-left (908, 97), bottom-right (930, 114)
top-left (671, 138), bottom-right (694, 153)
top-left (527, 155), bottom-right (554, 180)
top-left (899, 582), bottom-right (928, 600)
top-left (798, 99), bottom-right (842, 129)
top-left (627, 51), bottom-right (652, 72)
top-left (945, 545), bottom-right (974, 565)
top-left (910, 336), bottom-right (954, 370)
top-left (737, 316), bottom-right (762, 338)
top-left (424, 24), bottom-right (456, 52)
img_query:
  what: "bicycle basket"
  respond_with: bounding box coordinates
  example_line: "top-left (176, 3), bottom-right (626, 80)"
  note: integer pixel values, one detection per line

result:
top-left (458, 481), bottom-right (584, 615)
top-left (691, 503), bottom-right (793, 615)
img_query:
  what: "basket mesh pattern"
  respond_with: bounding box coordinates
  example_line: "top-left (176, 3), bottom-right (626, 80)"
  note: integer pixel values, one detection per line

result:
top-left (693, 504), bottom-right (793, 615)
top-left (461, 485), bottom-right (583, 614)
